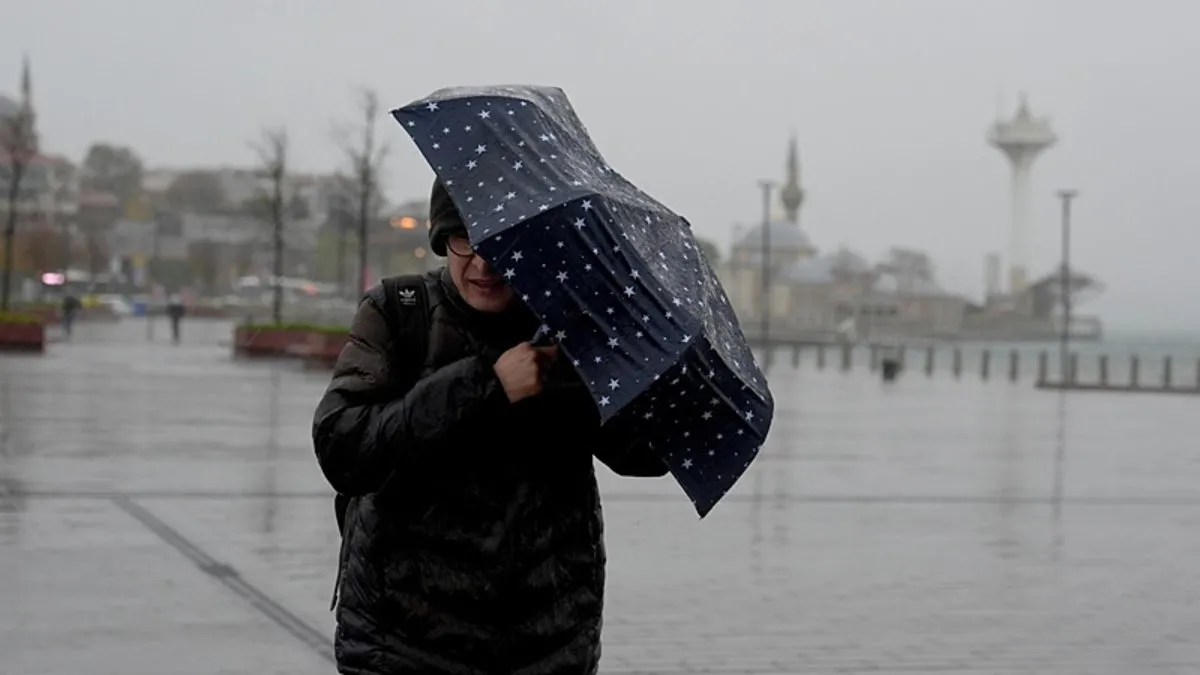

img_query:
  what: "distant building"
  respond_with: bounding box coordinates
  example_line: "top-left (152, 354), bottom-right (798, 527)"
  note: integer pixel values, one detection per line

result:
top-left (140, 166), bottom-right (337, 237)
top-left (970, 96), bottom-right (1105, 340)
top-left (719, 136), bottom-right (968, 342)
top-left (316, 196), bottom-right (439, 286)
top-left (961, 266), bottom-right (1105, 341)
top-left (0, 56), bottom-right (114, 281)
top-left (1, 56), bottom-right (77, 223)
top-left (106, 209), bottom-right (329, 293)
top-left (0, 54), bottom-right (38, 152)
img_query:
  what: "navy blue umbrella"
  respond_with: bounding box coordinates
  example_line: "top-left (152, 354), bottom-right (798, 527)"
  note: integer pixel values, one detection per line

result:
top-left (392, 85), bottom-right (773, 517)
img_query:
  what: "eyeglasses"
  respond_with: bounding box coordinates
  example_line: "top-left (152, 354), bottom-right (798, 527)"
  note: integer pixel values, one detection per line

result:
top-left (447, 236), bottom-right (475, 258)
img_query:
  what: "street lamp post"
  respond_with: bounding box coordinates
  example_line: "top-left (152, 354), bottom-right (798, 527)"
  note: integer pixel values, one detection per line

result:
top-left (336, 212), bottom-right (348, 299)
top-left (60, 219), bottom-right (70, 281)
top-left (757, 180), bottom-right (774, 355)
top-left (1056, 189), bottom-right (1078, 383)
top-left (146, 216), bottom-right (161, 341)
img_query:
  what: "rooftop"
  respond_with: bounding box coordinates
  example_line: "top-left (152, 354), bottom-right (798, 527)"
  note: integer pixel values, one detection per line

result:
top-left (733, 218), bottom-right (816, 254)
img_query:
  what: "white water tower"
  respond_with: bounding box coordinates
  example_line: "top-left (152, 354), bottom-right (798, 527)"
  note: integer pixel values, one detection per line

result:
top-left (987, 93), bottom-right (1057, 295)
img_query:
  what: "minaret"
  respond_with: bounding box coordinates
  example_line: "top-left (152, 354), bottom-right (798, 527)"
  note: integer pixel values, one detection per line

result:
top-left (20, 54), bottom-right (31, 102)
top-left (779, 133), bottom-right (804, 225)
top-left (16, 53), bottom-right (38, 152)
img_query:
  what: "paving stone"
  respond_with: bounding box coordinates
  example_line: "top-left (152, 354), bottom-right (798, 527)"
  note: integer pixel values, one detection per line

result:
top-left (2, 319), bottom-right (1199, 673)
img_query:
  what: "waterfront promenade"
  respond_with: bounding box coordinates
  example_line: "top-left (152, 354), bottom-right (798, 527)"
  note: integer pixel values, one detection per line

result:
top-left (3, 319), bottom-right (1200, 673)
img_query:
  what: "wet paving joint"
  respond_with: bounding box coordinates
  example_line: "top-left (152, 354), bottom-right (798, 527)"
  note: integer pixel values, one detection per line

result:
top-left (13, 487), bottom-right (1200, 508)
top-left (109, 495), bottom-right (335, 664)
top-left (8, 321), bottom-right (1200, 672)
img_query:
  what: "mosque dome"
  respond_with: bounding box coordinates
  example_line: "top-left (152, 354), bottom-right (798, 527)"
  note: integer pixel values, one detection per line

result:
top-left (782, 257), bottom-right (834, 284)
top-left (734, 218), bottom-right (816, 255)
top-left (781, 247), bottom-right (873, 285)
top-left (827, 247), bottom-right (871, 276)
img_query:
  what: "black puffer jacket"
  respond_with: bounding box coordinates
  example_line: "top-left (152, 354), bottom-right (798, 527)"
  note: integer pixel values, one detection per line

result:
top-left (313, 269), bottom-right (667, 675)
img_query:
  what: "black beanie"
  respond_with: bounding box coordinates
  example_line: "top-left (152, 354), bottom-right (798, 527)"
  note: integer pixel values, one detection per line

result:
top-left (428, 179), bottom-right (467, 257)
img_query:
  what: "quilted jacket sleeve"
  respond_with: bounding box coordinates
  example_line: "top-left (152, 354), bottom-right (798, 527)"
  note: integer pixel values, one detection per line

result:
top-left (311, 293), bottom-right (508, 496)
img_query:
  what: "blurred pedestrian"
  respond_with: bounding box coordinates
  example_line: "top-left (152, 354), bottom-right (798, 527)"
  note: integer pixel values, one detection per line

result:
top-left (60, 293), bottom-right (81, 339)
top-left (166, 294), bottom-right (185, 345)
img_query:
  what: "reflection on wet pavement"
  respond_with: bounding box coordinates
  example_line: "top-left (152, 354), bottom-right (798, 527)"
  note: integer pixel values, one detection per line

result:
top-left (3, 319), bottom-right (1200, 674)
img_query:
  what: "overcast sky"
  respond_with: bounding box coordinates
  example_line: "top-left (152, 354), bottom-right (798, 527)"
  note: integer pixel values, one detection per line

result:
top-left (5, 0), bottom-right (1199, 331)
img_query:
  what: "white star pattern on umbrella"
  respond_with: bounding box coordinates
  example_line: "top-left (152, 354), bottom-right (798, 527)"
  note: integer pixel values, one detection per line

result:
top-left (393, 85), bottom-right (773, 518)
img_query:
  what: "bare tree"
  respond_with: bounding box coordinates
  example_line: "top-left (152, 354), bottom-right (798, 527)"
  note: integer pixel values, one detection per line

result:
top-left (1, 107), bottom-right (33, 312)
top-left (335, 88), bottom-right (389, 297)
top-left (326, 173), bottom-right (353, 296)
top-left (252, 127), bottom-right (288, 326)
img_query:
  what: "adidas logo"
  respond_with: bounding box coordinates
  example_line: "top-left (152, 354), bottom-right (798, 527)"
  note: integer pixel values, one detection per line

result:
top-left (397, 288), bottom-right (417, 306)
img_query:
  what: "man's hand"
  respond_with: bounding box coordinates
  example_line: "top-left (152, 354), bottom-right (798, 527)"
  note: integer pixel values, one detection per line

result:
top-left (493, 342), bottom-right (559, 403)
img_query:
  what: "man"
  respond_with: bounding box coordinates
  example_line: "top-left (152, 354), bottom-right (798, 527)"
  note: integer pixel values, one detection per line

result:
top-left (312, 180), bottom-right (667, 675)
top-left (60, 292), bottom-right (81, 339)
top-left (166, 294), bottom-right (185, 345)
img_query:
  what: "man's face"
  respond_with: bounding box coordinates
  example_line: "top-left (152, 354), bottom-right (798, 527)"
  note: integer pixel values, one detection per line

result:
top-left (446, 234), bottom-right (515, 313)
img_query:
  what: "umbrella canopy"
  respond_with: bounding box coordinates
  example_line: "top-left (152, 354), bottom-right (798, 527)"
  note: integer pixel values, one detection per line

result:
top-left (393, 85), bottom-right (773, 516)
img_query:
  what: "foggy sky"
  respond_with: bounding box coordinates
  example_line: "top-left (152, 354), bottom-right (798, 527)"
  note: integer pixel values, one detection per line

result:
top-left (5, 0), bottom-right (1199, 331)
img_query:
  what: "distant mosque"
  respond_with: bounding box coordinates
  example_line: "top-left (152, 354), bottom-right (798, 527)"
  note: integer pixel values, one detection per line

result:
top-left (0, 54), bottom-right (39, 153)
top-left (719, 136), bottom-right (968, 341)
top-left (1, 54), bottom-right (78, 223)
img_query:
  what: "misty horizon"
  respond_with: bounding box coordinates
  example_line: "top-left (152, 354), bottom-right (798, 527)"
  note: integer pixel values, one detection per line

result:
top-left (5, 0), bottom-right (1199, 331)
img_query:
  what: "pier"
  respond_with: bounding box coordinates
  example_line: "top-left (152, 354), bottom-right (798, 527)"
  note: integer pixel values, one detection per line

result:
top-left (1036, 353), bottom-right (1200, 395)
top-left (754, 340), bottom-right (1200, 394)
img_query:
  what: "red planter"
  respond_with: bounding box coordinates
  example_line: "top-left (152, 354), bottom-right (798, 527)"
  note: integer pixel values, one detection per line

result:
top-left (0, 322), bottom-right (47, 352)
top-left (234, 327), bottom-right (309, 356)
top-left (233, 326), bottom-right (348, 366)
top-left (297, 331), bottom-right (350, 367)
top-left (188, 305), bottom-right (232, 319)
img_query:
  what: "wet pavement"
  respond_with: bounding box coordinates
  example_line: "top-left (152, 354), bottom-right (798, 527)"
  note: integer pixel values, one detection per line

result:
top-left (3, 318), bottom-right (1200, 674)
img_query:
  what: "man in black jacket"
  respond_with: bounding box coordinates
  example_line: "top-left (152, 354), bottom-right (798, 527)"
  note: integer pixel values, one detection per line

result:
top-left (312, 180), bottom-right (667, 675)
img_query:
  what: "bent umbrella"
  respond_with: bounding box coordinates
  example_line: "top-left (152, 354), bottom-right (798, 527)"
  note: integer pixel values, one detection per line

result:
top-left (393, 85), bottom-right (774, 516)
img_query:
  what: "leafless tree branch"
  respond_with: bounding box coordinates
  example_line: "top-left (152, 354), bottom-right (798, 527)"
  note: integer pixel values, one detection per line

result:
top-left (333, 87), bottom-right (390, 296)
top-left (1, 109), bottom-right (35, 312)
top-left (251, 126), bottom-right (289, 325)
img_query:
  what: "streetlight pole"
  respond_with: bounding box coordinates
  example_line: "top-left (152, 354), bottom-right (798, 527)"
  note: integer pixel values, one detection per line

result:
top-left (60, 219), bottom-right (70, 281)
top-left (146, 216), bottom-right (161, 341)
top-left (1056, 189), bottom-right (1078, 383)
top-left (757, 180), bottom-right (774, 354)
top-left (336, 212), bottom-right (347, 300)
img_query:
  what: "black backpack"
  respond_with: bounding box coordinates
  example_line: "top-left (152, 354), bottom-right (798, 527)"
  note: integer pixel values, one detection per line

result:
top-left (329, 274), bottom-right (431, 609)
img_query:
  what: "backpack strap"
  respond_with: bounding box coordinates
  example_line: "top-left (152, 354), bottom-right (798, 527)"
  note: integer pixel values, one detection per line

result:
top-left (330, 273), bottom-right (432, 611)
top-left (335, 274), bottom-right (431, 534)
top-left (379, 274), bottom-right (433, 391)
top-left (332, 275), bottom-right (432, 526)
